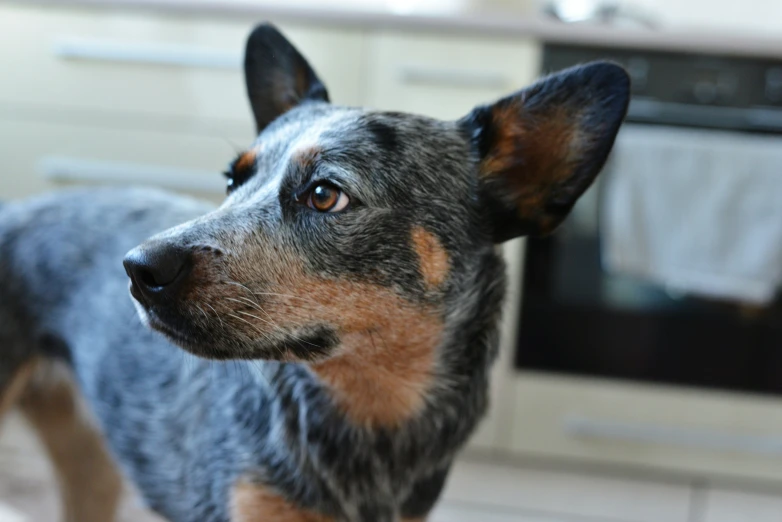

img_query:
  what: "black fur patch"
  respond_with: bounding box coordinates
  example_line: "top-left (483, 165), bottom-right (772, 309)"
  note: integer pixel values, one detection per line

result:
top-left (365, 120), bottom-right (400, 155)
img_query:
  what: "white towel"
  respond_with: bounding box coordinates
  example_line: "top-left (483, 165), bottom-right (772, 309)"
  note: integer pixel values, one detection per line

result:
top-left (601, 125), bottom-right (782, 304)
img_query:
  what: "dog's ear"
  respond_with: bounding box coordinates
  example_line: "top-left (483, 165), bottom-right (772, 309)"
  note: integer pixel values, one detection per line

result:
top-left (244, 23), bottom-right (330, 134)
top-left (460, 61), bottom-right (630, 242)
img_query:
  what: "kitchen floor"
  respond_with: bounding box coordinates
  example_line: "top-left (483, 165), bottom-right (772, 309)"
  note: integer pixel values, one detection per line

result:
top-left (0, 411), bottom-right (164, 522)
top-left (0, 410), bottom-right (591, 522)
top-left (2, 410), bottom-right (782, 522)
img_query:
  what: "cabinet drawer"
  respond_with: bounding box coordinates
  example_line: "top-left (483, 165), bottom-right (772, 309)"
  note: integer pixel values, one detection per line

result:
top-left (0, 4), bottom-right (364, 132)
top-left (364, 31), bottom-right (540, 119)
top-left (0, 117), bottom-right (238, 201)
top-left (511, 373), bottom-right (782, 483)
top-left (439, 459), bottom-right (690, 522)
top-left (702, 488), bottom-right (782, 522)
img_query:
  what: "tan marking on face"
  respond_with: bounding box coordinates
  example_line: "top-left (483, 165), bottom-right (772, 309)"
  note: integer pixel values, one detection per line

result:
top-left (289, 277), bottom-right (442, 428)
top-left (411, 227), bottom-right (450, 289)
top-left (235, 150), bottom-right (257, 174)
top-left (291, 145), bottom-right (321, 170)
top-left (183, 237), bottom-right (445, 428)
top-left (246, 265), bottom-right (442, 427)
top-left (231, 481), bottom-right (334, 522)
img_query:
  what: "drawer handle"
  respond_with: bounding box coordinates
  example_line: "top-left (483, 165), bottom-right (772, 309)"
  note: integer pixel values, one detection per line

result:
top-left (399, 67), bottom-right (509, 90)
top-left (53, 37), bottom-right (241, 70)
top-left (563, 414), bottom-right (782, 456)
top-left (38, 156), bottom-right (225, 194)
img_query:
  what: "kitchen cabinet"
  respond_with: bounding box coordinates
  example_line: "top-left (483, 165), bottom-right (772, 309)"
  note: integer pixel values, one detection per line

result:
top-left (0, 4), bottom-right (364, 137)
top-left (701, 488), bottom-right (782, 522)
top-left (0, 2), bottom-right (539, 454)
top-left (0, 116), bottom-right (234, 201)
top-left (0, 2), bottom-right (366, 201)
top-left (436, 458), bottom-right (690, 522)
top-left (511, 373), bottom-right (782, 483)
top-left (363, 31), bottom-right (540, 119)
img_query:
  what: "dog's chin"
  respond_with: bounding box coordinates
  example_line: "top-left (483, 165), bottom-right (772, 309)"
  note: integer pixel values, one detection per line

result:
top-left (136, 306), bottom-right (206, 354)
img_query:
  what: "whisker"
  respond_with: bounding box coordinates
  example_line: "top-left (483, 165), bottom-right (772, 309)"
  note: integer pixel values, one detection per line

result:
top-left (194, 304), bottom-right (210, 326)
top-left (234, 310), bottom-right (321, 350)
top-left (225, 296), bottom-right (264, 311)
top-left (204, 303), bottom-right (225, 329)
top-left (227, 312), bottom-right (270, 339)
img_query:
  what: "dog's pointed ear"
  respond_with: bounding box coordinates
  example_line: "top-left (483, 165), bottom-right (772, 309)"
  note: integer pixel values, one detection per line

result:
top-left (460, 61), bottom-right (630, 242)
top-left (244, 23), bottom-right (330, 134)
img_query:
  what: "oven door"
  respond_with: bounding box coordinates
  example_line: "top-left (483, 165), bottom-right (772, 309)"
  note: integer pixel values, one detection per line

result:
top-left (505, 123), bottom-right (782, 482)
top-left (515, 123), bottom-right (782, 396)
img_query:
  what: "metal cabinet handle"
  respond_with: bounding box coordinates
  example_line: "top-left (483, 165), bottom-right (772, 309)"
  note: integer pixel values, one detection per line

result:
top-left (563, 414), bottom-right (782, 456)
top-left (399, 67), bottom-right (509, 90)
top-left (52, 37), bottom-right (241, 70)
top-left (38, 156), bottom-right (225, 194)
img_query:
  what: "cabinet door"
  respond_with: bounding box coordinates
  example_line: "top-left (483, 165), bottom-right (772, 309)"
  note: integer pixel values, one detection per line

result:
top-left (363, 31), bottom-right (540, 120)
top-left (0, 4), bottom-right (365, 135)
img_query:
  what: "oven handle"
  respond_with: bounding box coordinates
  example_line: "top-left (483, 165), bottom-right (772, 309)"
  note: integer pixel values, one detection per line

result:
top-left (563, 414), bottom-right (782, 456)
top-left (627, 98), bottom-right (782, 132)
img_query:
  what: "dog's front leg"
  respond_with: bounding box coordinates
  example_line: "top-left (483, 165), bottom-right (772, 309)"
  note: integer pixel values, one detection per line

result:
top-left (19, 359), bottom-right (123, 522)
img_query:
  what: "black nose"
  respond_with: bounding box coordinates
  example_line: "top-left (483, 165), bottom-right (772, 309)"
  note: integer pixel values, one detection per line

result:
top-left (123, 241), bottom-right (192, 304)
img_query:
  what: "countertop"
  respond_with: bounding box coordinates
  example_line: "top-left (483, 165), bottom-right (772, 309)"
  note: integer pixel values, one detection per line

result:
top-left (11, 0), bottom-right (782, 59)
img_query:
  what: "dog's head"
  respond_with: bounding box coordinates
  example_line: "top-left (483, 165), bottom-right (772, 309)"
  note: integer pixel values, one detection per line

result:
top-left (124, 24), bottom-right (629, 363)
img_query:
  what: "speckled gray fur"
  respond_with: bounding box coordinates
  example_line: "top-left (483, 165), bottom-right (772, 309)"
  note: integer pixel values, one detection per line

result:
top-left (0, 24), bottom-right (629, 522)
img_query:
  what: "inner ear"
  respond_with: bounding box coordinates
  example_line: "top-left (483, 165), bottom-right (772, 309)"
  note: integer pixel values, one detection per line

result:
top-left (461, 61), bottom-right (630, 242)
top-left (244, 23), bottom-right (330, 134)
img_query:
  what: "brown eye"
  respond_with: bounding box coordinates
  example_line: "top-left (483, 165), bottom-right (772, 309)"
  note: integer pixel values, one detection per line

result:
top-left (306, 184), bottom-right (349, 213)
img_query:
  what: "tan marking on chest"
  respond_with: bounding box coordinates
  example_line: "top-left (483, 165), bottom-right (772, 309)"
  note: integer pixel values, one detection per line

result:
top-left (231, 481), bottom-right (334, 522)
top-left (411, 227), bottom-right (450, 289)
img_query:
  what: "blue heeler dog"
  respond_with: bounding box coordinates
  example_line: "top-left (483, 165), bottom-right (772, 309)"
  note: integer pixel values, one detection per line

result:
top-left (0, 24), bottom-right (629, 522)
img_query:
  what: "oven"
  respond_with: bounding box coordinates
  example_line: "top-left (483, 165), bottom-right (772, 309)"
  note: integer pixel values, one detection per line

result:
top-left (503, 45), bottom-right (782, 482)
top-left (517, 44), bottom-right (782, 395)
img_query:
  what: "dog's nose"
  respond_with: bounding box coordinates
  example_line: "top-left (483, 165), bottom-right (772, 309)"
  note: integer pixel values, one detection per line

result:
top-left (123, 241), bottom-right (192, 304)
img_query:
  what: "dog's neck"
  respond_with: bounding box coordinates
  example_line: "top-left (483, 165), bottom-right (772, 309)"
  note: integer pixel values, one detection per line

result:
top-left (310, 315), bottom-right (443, 429)
top-left (308, 249), bottom-right (506, 432)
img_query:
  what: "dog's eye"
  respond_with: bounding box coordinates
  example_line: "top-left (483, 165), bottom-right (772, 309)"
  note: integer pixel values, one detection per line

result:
top-left (224, 151), bottom-right (256, 194)
top-left (304, 183), bottom-right (349, 213)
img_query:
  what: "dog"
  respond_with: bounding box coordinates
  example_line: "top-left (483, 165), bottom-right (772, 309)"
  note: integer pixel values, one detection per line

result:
top-left (0, 24), bottom-right (629, 522)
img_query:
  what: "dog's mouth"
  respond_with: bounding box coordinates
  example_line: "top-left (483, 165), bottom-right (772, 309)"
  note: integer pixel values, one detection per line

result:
top-left (131, 295), bottom-right (202, 349)
top-left (149, 314), bottom-right (201, 350)
top-left (129, 285), bottom-right (339, 361)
